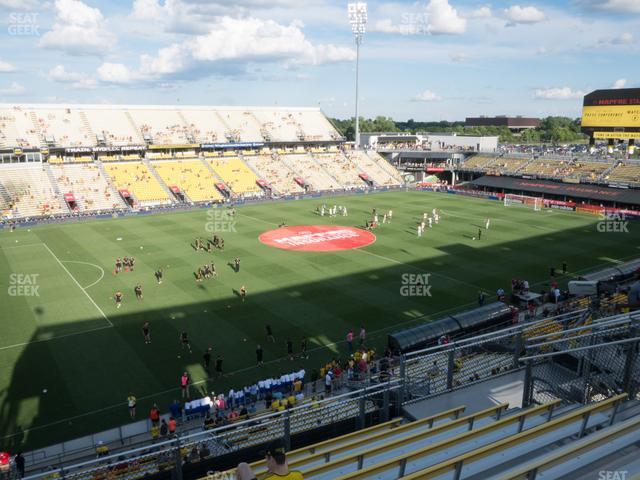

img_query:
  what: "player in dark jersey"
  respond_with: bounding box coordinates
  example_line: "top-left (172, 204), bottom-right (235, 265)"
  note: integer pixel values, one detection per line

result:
top-left (134, 284), bottom-right (143, 300)
top-left (215, 355), bottom-right (223, 377)
top-left (142, 322), bottom-right (151, 344)
top-left (114, 291), bottom-right (123, 308)
top-left (266, 324), bottom-right (275, 343)
top-left (129, 257), bottom-right (135, 271)
top-left (210, 263), bottom-right (217, 278)
top-left (234, 257), bottom-right (240, 273)
top-left (219, 238), bottom-right (225, 250)
top-left (115, 258), bottom-right (122, 274)
top-left (154, 269), bottom-right (163, 284)
top-left (203, 347), bottom-right (212, 373)
top-left (256, 344), bottom-right (263, 366)
top-left (287, 339), bottom-right (294, 361)
top-left (180, 331), bottom-right (192, 353)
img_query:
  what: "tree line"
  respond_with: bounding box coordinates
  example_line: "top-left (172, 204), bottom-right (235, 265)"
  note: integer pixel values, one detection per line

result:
top-left (329, 116), bottom-right (587, 144)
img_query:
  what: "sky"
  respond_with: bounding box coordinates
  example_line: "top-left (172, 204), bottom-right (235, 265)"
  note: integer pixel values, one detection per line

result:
top-left (0, 0), bottom-right (638, 121)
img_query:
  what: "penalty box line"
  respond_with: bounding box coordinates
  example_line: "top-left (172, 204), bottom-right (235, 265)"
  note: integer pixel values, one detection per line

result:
top-left (43, 243), bottom-right (114, 328)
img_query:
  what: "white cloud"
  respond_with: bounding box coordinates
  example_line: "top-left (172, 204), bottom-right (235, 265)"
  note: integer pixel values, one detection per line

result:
top-left (372, 0), bottom-right (466, 36)
top-left (426, 0), bottom-right (467, 34)
top-left (580, 0), bottom-right (640, 14)
top-left (504, 5), bottom-right (545, 25)
top-left (0, 81), bottom-right (25, 95)
top-left (534, 87), bottom-right (585, 100)
top-left (413, 90), bottom-right (442, 102)
top-left (97, 62), bottom-right (140, 84)
top-left (450, 52), bottom-right (468, 62)
top-left (612, 78), bottom-right (627, 89)
top-left (467, 6), bottom-right (492, 18)
top-left (96, 16), bottom-right (354, 84)
top-left (38, 0), bottom-right (116, 56)
top-left (47, 65), bottom-right (97, 89)
top-left (0, 0), bottom-right (40, 9)
top-left (0, 60), bottom-right (16, 73)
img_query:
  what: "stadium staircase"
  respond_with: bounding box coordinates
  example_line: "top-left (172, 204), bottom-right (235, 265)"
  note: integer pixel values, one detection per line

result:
top-left (78, 111), bottom-right (95, 144)
top-left (123, 111), bottom-right (145, 144)
top-left (95, 159), bottom-right (130, 210)
top-left (365, 150), bottom-right (405, 185)
top-left (28, 111), bottom-right (44, 147)
top-left (142, 158), bottom-right (180, 203)
top-left (42, 163), bottom-right (71, 214)
top-left (597, 162), bottom-right (620, 183)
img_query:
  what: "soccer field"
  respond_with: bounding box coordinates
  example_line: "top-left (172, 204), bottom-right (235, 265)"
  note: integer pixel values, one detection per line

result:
top-left (0, 190), bottom-right (637, 451)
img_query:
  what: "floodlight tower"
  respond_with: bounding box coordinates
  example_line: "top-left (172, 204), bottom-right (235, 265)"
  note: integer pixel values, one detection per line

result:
top-left (348, 2), bottom-right (367, 149)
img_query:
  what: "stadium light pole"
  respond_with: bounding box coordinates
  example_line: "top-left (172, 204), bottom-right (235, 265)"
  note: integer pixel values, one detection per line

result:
top-left (348, 2), bottom-right (367, 149)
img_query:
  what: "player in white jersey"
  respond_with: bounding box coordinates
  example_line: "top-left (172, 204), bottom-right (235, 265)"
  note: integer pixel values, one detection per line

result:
top-left (417, 225), bottom-right (423, 237)
top-left (485, 218), bottom-right (490, 230)
top-left (343, 206), bottom-right (348, 216)
top-left (423, 212), bottom-right (428, 220)
top-left (388, 210), bottom-right (393, 221)
top-left (382, 214), bottom-right (387, 224)
top-left (428, 217), bottom-right (433, 228)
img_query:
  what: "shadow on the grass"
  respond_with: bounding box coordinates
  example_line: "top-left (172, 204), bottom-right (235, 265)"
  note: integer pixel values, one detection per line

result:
top-left (0, 218), bottom-right (624, 454)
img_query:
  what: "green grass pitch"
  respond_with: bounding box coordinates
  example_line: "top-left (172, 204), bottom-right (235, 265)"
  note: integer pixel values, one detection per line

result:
top-left (0, 190), bottom-right (637, 451)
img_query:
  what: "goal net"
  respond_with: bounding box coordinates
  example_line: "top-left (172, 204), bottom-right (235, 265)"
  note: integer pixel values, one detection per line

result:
top-left (503, 194), bottom-right (542, 211)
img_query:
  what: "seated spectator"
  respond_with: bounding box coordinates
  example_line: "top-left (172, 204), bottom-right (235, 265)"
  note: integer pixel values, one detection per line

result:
top-left (236, 440), bottom-right (303, 480)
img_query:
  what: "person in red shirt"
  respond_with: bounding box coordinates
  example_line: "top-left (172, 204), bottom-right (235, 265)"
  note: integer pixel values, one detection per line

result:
top-left (168, 417), bottom-right (177, 435)
top-left (149, 404), bottom-right (160, 427)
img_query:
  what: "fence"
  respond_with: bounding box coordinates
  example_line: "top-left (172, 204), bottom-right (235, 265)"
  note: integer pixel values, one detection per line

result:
top-left (9, 308), bottom-right (640, 480)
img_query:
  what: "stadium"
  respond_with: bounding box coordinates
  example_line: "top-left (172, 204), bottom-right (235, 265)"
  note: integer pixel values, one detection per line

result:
top-left (1, 2), bottom-right (640, 480)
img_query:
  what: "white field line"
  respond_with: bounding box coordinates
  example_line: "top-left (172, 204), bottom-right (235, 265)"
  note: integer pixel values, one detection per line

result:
top-left (43, 243), bottom-right (113, 327)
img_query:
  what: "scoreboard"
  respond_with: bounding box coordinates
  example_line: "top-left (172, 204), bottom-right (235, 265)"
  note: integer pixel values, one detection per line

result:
top-left (581, 88), bottom-right (640, 140)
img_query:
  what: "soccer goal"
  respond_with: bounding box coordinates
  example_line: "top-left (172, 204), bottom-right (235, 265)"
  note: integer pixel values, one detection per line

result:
top-left (503, 194), bottom-right (543, 211)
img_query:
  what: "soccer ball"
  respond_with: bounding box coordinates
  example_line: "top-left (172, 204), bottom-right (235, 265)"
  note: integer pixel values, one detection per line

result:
top-left (140, 246), bottom-right (144, 250)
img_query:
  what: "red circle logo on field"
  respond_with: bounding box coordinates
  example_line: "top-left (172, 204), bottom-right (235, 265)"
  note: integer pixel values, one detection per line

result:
top-left (259, 225), bottom-right (376, 252)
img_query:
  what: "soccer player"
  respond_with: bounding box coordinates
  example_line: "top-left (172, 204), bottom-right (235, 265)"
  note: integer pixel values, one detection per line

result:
top-left (142, 322), bottom-right (151, 344)
top-left (417, 224), bottom-right (423, 237)
top-left (215, 355), bottom-right (223, 378)
top-left (203, 347), bottom-right (212, 372)
top-left (388, 210), bottom-right (393, 222)
top-left (180, 331), bottom-right (192, 353)
top-left (266, 324), bottom-right (275, 343)
top-left (210, 263), bottom-right (217, 278)
top-left (240, 285), bottom-right (247, 302)
top-left (478, 228), bottom-right (482, 240)
top-left (127, 393), bottom-right (136, 419)
top-left (115, 258), bottom-right (122, 274)
top-left (343, 206), bottom-right (348, 217)
top-left (485, 218), bottom-right (491, 230)
top-left (256, 344), bottom-right (264, 366)
top-left (114, 290), bottom-right (123, 308)
top-left (134, 284), bottom-right (143, 300)
top-left (287, 339), bottom-right (294, 361)
top-left (130, 257), bottom-right (135, 271)
top-left (428, 217), bottom-right (433, 228)
top-left (154, 268), bottom-right (163, 284)
top-left (180, 372), bottom-right (190, 399)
